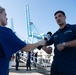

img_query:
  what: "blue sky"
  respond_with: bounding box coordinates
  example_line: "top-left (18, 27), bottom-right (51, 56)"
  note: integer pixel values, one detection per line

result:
top-left (0, 0), bottom-right (76, 40)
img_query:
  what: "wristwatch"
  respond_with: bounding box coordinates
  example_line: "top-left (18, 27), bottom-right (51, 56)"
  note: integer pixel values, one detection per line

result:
top-left (62, 42), bottom-right (66, 47)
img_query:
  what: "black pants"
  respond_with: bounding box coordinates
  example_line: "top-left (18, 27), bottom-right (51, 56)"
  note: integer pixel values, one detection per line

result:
top-left (50, 66), bottom-right (76, 75)
top-left (51, 71), bottom-right (76, 75)
top-left (16, 61), bottom-right (19, 70)
top-left (26, 60), bottom-right (31, 71)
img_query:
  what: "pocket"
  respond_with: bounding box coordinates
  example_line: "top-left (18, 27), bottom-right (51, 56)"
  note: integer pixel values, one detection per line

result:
top-left (64, 32), bottom-right (75, 42)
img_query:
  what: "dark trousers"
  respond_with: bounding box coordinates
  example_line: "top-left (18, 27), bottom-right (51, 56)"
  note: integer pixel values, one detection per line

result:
top-left (16, 61), bottom-right (19, 70)
top-left (26, 60), bottom-right (31, 71)
top-left (50, 66), bottom-right (76, 75)
top-left (51, 71), bottom-right (76, 75)
top-left (26, 66), bottom-right (31, 71)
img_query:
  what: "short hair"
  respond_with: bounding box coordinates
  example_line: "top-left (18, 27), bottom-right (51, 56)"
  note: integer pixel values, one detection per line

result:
top-left (0, 6), bottom-right (5, 13)
top-left (54, 10), bottom-right (66, 16)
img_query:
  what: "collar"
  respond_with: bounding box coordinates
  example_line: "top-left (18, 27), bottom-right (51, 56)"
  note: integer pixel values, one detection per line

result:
top-left (58, 24), bottom-right (70, 32)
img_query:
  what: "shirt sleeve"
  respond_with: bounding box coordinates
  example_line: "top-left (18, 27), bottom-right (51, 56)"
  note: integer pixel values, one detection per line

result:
top-left (46, 35), bottom-right (54, 45)
top-left (72, 25), bottom-right (76, 37)
top-left (0, 27), bottom-right (27, 58)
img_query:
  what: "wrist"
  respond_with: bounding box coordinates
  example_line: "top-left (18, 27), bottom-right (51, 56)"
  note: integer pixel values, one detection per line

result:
top-left (62, 42), bottom-right (66, 47)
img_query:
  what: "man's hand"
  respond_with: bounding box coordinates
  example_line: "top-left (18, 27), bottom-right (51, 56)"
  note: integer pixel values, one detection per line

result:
top-left (57, 44), bottom-right (65, 51)
top-left (42, 46), bottom-right (52, 54)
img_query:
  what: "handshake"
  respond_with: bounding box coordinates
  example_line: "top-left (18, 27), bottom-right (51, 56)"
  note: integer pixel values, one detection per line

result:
top-left (37, 31), bottom-right (52, 50)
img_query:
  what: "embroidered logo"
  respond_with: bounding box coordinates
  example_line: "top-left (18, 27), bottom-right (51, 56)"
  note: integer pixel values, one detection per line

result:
top-left (54, 35), bottom-right (58, 38)
top-left (64, 30), bottom-right (72, 34)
